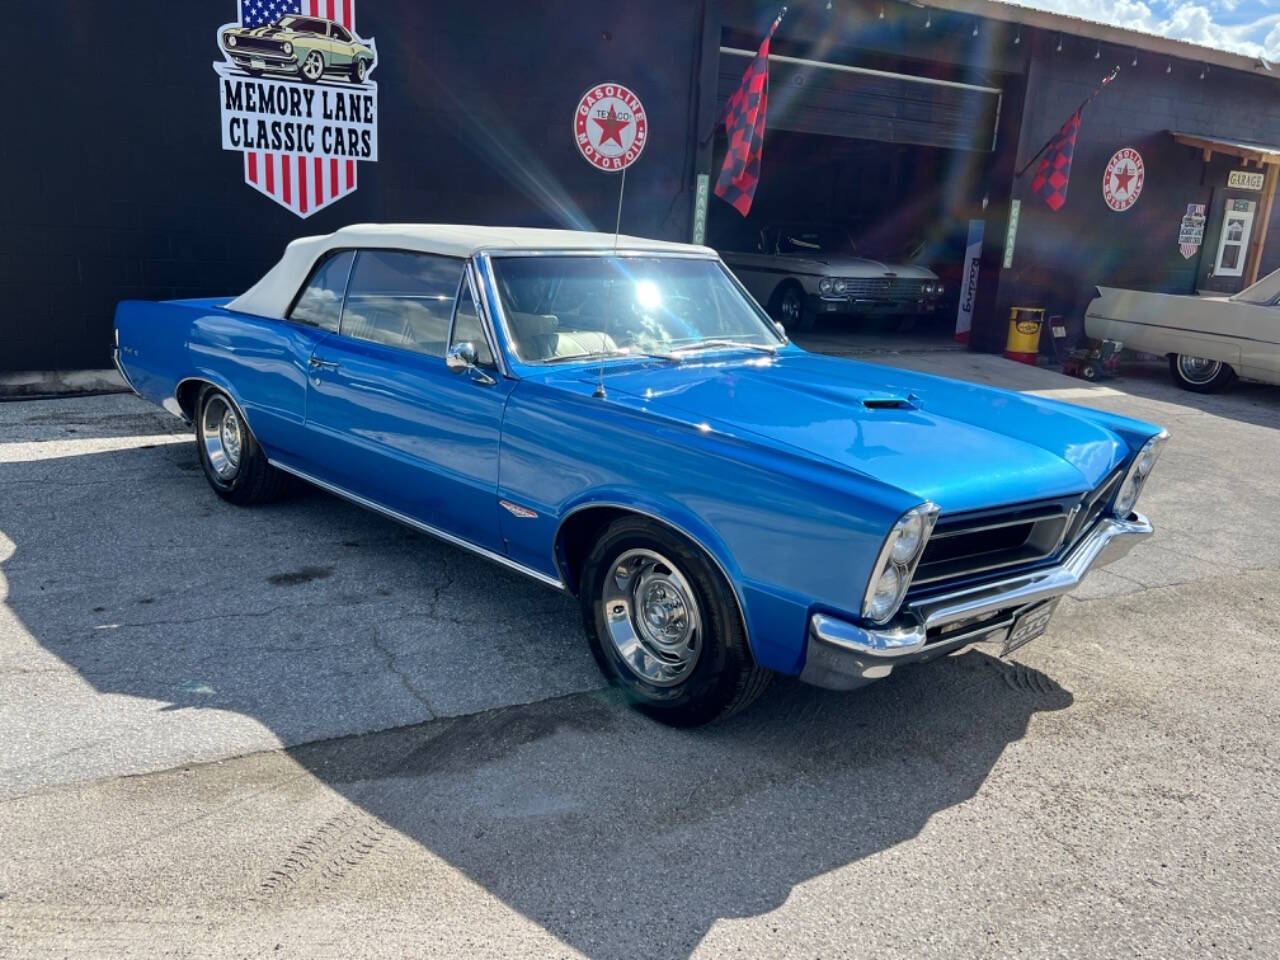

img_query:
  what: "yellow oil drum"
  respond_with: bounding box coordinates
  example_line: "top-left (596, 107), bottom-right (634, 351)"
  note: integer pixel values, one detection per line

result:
top-left (1004, 307), bottom-right (1045, 364)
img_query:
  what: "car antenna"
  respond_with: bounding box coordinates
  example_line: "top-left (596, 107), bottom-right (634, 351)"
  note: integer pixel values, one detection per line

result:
top-left (594, 166), bottom-right (627, 400)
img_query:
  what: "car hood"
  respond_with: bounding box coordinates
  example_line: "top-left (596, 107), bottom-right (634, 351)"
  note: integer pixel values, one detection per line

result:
top-left (549, 351), bottom-right (1135, 514)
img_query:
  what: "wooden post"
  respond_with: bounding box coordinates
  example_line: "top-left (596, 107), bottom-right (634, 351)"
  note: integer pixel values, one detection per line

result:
top-left (1244, 162), bottom-right (1279, 286)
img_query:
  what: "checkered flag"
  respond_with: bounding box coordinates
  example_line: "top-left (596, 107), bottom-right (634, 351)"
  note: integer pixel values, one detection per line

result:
top-left (1022, 66), bottom-right (1119, 212)
top-left (713, 12), bottom-right (783, 217)
top-left (1029, 111), bottom-right (1081, 212)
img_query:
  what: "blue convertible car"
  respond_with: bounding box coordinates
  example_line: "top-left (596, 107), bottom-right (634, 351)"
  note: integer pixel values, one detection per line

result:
top-left (113, 224), bottom-right (1166, 725)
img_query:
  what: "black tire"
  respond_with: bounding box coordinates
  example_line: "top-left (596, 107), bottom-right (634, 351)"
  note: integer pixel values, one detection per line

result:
top-left (770, 281), bottom-right (815, 333)
top-left (1169, 353), bottom-right (1236, 393)
top-left (579, 516), bottom-right (771, 726)
top-left (246, 66), bottom-right (264, 77)
top-left (195, 385), bottom-right (286, 506)
top-left (349, 58), bottom-right (367, 82)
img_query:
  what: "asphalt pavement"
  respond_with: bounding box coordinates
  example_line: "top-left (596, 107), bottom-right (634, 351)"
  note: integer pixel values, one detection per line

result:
top-left (1, 350), bottom-right (1278, 958)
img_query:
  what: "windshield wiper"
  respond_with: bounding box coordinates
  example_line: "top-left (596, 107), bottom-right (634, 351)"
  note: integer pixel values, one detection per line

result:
top-left (672, 339), bottom-right (777, 356)
top-left (539, 348), bottom-right (676, 365)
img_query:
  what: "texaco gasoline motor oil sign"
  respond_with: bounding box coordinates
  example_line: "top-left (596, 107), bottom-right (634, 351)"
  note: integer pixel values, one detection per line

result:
top-left (574, 84), bottom-right (648, 172)
top-left (214, 1), bottom-right (379, 217)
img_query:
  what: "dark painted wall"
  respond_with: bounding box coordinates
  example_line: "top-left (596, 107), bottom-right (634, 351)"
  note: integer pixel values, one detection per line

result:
top-left (1, 0), bottom-right (705, 371)
top-left (992, 31), bottom-right (1280, 349)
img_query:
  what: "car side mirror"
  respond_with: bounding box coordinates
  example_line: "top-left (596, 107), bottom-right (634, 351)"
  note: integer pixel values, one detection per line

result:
top-left (446, 342), bottom-right (496, 385)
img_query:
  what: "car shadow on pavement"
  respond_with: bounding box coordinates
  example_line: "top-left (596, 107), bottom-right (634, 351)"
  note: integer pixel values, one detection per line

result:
top-left (2, 436), bottom-right (1072, 958)
top-left (285, 660), bottom-right (1071, 959)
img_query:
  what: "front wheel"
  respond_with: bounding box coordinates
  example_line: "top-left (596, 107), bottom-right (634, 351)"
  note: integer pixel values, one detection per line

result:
top-left (196, 386), bottom-right (287, 505)
top-left (1169, 353), bottom-right (1236, 393)
top-left (771, 282), bottom-right (815, 333)
top-left (579, 517), bottom-right (771, 726)
top-left (299, 50), bottom-right (325, 83)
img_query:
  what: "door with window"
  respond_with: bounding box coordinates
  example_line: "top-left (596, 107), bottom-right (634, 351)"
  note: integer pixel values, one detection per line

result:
top-left (300, 249), bottom-right (512, 552)
top-left (1213, 199), bottom-right (1257, 279)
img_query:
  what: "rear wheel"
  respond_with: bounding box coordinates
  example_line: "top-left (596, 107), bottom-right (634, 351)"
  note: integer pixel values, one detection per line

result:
top-left (349, 57), bottom-right (368, 82)
top-left (579, 517), bottom-right (771, 726)
top-left (1169, 353), bottom-right (1236, 393)
top-left (196, 386), bottom-right (286, 505)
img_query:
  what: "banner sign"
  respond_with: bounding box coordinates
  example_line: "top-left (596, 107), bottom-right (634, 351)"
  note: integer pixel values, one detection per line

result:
top-left (1003, 199), bottom-right (1021, 269)
top-left (955, 219), bottom-right (985, 343)
top-left (1228, 170), bottom-right (1265, 191)
top-left (213, 0), bottom-right (380, 218)
top-left (1179, 203), bottom-right (1206, 259)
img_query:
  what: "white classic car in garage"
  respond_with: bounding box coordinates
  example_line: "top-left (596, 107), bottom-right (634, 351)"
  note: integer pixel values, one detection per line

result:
top-left (719, 224), bottom-right (943, 331)
top-left (1086, 268), bottom-right (1280, 392)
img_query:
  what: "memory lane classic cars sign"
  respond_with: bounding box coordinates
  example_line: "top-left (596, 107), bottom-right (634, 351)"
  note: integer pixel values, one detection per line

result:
top-left (214, 0), bottom-right (379, 217)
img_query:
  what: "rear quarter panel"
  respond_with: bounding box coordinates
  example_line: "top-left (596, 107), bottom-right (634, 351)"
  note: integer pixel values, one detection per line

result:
top-left (113, 299), bottom-right (319, 461)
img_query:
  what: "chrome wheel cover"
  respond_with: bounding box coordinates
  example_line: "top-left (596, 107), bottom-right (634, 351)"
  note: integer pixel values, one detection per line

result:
top-left (1177, 355), bottom-right (1222, 384)
top-left (601, 548), bottom-right (702, 686)
top-left (302, 52), bottom-right (324, 80)
top-left (200, 395), bottom-right (243, 481)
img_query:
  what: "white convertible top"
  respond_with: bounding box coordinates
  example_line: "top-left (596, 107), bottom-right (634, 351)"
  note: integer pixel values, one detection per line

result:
top-left (227, 223), bottom-right (716, 319)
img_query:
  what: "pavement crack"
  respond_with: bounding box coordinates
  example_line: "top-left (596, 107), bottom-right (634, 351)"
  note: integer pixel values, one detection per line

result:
top-left (369, 628), bottom-right (438, 719)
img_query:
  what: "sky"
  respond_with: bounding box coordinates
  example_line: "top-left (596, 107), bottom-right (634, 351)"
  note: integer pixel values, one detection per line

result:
top-left (1008, 0), bottom-right (1280, 59)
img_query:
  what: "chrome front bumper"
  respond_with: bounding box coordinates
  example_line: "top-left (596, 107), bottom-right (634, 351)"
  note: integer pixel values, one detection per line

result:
top-left (798, 512), bottom-right (1153, 691)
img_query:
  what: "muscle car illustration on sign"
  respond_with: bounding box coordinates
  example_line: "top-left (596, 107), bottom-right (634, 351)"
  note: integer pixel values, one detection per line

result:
top-left (221, 14), bottom-right (375, 83)
top-left (719, 224), bottom-right (943, 331)
top-left (113, 225), bottom-right (1165, 725)
top-left (1087, 268), bottom-right (1280, 392)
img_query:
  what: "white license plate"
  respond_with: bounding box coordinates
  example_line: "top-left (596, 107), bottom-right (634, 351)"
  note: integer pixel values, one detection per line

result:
top-left (1002, 599), bottom-right (1058, 657)
top-left (250, 58), bottom-right (267, 70)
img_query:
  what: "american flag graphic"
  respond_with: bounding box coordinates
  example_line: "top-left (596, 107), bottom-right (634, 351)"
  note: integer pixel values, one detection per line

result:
top-left (236, 0), bottom-right (363, 217)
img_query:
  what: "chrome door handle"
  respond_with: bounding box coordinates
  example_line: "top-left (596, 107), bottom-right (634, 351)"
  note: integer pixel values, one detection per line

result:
top-left (309, 357), bottom-right (340, 371)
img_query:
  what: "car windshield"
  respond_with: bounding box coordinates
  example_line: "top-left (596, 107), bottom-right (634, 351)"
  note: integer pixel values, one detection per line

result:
top-left (490, 255), bottom-right (783, 364)
top-left (276, 16), bottom-right (323, 32)
top-left (776, 226), bottom-right (856, 255)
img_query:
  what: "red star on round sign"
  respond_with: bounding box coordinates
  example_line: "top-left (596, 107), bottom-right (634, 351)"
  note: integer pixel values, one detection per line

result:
top-left (1112, 166), bottom-right (1135, 194)
top-left (593, 104), bottom-right (629, 146)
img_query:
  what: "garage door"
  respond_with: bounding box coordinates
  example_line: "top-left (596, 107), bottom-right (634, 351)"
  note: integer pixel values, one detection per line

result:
top-left (718, 47), bottom-right (1002, 152)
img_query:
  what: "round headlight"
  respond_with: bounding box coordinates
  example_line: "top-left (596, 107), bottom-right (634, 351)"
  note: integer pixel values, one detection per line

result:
top-left (890, 513), bottom-right (925, 564)
top-left (282, 41), bottom-right (293, 54)
top-left (226, 33), bottom-right (237, 47)
top-left (818, 278), bottom-right (833, 294)
top-left (833, 279), bottom-right (848, 294)
top-left (1113, 474), bottom-right (1140, 517)
top-left (866, 566), bottom-right (902, 622)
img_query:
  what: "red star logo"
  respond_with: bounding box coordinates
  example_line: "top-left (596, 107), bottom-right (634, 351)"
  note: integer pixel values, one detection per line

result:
top-left (1113, 165), bottom-right (1135, 194)
top-left (593, 105), bottom-right (629, 147)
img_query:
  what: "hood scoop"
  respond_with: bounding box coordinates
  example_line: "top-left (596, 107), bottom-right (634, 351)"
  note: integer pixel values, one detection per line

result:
top-left (860, 393), bottom-right (920, 411)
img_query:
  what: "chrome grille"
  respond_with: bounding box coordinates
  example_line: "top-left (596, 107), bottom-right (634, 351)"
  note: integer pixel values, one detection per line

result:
top-left (839, 277), bottom-right (930, 300)
top-left (910, 470), bottom-right (1125, 592)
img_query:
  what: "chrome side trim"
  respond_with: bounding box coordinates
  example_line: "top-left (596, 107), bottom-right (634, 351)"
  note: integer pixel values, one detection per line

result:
top-left (269, 460), bottom-right (564, 591)
top-left (552, 501), bottom-right (753, 657)
top-left (800, 512), bottom-right (1153, 690)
